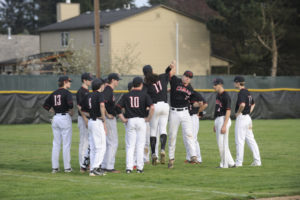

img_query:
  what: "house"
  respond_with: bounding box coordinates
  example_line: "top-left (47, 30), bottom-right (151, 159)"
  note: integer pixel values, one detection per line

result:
top-left (0, 34), bottom-right (40, 74)
top-left (39, 3), bottom-right (230, 75)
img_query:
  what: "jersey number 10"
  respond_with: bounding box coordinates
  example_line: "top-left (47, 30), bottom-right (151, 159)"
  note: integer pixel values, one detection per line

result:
top-left (130, 96), bottom-right (139, 108)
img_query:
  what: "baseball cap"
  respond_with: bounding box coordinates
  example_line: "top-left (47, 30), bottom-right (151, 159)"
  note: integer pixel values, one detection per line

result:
top-left (108, 73), bottom-right (122, 81)
top-left (132, 76), bottom-right (143, 87)
top-left (143, 65), bottom-right (153, 75)
top-left (234, 76), bottom-right (245, 83)
top-left (58, 76), bottom-right (72, 82)
top-left (127, 81), bottom-right (133, 91)
top-left (92, 78), bottom-right (104, 91)
top-left (183, 70), bottom-right (193, 79)
top-left (81, 72), bottom-right (93, 81)
top-left (213, 78), bottom-right (224, 85)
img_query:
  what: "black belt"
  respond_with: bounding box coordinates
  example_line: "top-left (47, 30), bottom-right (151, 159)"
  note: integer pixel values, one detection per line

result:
top-left (55, 113), bottom-right (66, 115)
top-left (171, 107), bottom-right (188, 111)
top-left (91, 117), bottom-right (103, 121)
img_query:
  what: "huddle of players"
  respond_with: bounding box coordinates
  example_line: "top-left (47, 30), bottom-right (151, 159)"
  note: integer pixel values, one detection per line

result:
top-left (43, 61), bottom-right (261, 175)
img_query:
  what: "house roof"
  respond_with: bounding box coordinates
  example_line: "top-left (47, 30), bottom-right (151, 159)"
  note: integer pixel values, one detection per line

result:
top-left (39, 5), bottom-right (204, 32)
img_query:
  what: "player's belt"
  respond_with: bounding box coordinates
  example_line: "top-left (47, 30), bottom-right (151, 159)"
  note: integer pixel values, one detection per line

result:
top-left (55, 113), bottom-right (67, 115)
top-left (91, 117), bottom-right (104, 122)
top-left (171, 107), bottom-right (188, 111)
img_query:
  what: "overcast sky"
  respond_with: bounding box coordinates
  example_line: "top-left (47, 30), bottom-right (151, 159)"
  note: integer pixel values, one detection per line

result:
top-left (134, 0), bottom-right (150, 7)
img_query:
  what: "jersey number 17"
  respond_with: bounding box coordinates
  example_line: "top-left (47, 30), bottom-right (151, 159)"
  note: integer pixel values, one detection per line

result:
top-left (153, 81), bottom-right (162, 93)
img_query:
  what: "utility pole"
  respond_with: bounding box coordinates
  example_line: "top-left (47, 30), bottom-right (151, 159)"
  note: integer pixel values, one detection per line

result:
top-left (94, 0), bottom-right (101, 78)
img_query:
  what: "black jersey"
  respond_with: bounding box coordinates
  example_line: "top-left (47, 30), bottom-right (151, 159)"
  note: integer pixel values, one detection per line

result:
top-left (235, 88), bottom-right (254, 115)
top-left (214, 91), bottom-right (231, 118)
top-left (116, 89), bottom-right (153, 118)
top-left (88, 91), bottom-right (105, 120)
top-left (43, 88), bottom-right (73, 113)
top-left (144, 73), bottom-right (169, 103)
top-left (189, 92), bottom-right (206, 115)
top-left (76, 87), bottom-right (89, 116)
top-left (103, 85), bottom-right (117, 116)
top-left (170, 76), bottom-right (194, 108)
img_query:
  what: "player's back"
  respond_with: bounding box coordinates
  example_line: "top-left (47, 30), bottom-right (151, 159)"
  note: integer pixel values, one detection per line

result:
top-left (122, 90), bottom-right (150, 118)
top-left (145, 73), bottom-right (169, 103)
top-left (45, 88), bottom-right (73, 113)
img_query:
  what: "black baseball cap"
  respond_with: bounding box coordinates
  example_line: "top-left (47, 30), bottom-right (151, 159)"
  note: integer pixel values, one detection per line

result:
top-left (108, 73), bottom-right (121, 81)
top-left (183, 70), bottom-right (193, 79)
top-left (92, 78), bottom-right (104, 91)
top-left (213, 78), bottom-right (224, 85)
top-left (133, 76), bottom-right (143, 87)
top-left (127, 81), bottom-right (133, 91)
top-left (143, 65), bottom-right (153, 75)
top-left (234, 76), bottom-right (245, 83)
top-left (58, 76), bottom-right (72, 82)
top-left (81, 72), bottom-right (93, 81)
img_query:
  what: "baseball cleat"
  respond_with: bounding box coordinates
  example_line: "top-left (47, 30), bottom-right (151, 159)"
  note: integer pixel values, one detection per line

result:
top-left (89, 168), bottom-right (106, 176)
top-left (160, 151), bottom-right (166, 164)
top-left (229, 164), bottom-right (236, 168)
top-left (126, 169), bottom-right (132, 174)
top-left (250, 162), bottom-right (262, 167)
top-left (168, 159), bottom-right (174, 169)
top-left (52, 168), bottom-right (59, 173)
top-left (137, 169), bottom-right (144, 173)
top-left (64, 168), bottom-right (73, 173)
top-left (184, 160), bottom-right (190, 163)
top-left (152, 154), bottom-right (158, 166)
top-left (80, 167), bottom-right (88, 173)
top-left (190, 156), bottom-right (198, 164)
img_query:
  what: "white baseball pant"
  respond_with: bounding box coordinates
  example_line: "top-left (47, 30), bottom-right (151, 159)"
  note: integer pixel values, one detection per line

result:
top-left (183, 114), bottom-right (202, 162)
top-left (144, 122), bottom-right (150, 162)
top-left (125, 118), bottom-right (146, 171)
top-left (88, 119), bottom-right (106, 170)
top-left (168, 108), bottom-right (196, 160)
top-left (214, 116), bottom-right (235, 168)
top-left (235, 114), bottom-right (261, 166)
top-left (78, 116), bottom-right (89, 168)
top-left (102, 117), bottom-right (118, 170)
top-left (150, 101), bottom-right (169, 157)
top-left (51, 113), bottom-right (72, 169)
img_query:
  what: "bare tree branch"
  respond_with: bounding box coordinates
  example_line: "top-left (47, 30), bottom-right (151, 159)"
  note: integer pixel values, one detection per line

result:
top-left (254, 31), bottom-right (272, 52)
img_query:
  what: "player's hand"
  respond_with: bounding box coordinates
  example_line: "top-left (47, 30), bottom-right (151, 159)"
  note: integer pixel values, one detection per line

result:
top-left (221, 125), bottom-right (226, 134)
top-left (145, 117), bottom-right (150, 122)
top-left (122, 118), bottom-right (128, 124)
top-left (104, 123), bottom-right (108, 135)
top-left (235, 113), bottom-right (241, 118)
top-left (213, 126), bottom-right (216, 133)
top-left (170, 60), bottom-right (176, 68)
top-left (84, 119), bottom-right (88, 128)
top-left (107, 114), bottom-right (114, 119)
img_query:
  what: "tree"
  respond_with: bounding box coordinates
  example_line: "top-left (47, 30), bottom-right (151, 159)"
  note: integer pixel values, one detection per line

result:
top-left (207, 0), bottom-right (296, 76)
top-left (0, 0), bottom-right (38, 34)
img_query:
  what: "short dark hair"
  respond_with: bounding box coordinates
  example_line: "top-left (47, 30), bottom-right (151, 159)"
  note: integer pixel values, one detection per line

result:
top-left (58, 81), bottom-right (64, 87)
top-left (92, 79), bottom-right (104, 91)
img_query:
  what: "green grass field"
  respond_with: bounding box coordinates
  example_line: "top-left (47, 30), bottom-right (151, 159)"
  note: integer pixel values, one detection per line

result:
top-left (0, 119), bottom-right (300, 200)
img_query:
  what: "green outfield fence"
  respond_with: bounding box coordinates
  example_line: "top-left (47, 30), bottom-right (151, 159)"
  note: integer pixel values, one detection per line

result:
top-left (0, 75), bottom-right (299, 124)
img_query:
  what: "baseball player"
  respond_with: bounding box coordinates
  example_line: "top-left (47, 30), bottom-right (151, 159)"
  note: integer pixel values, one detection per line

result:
top-left (116, 77), bottom-right (154, 174)
top-left (168, 65), bottom-right (198, 169)
top-left (83, 78), bottom-right (107, 176)
top-left (213, 78), bottom-right (235, 168)
top-left (76, 72), bottom-right (93, 172)
top-left (142, 64), bottom-right (174, 165)
top-left (43, 76), bottom-right (73, 173)
top-left (101, 73), bottom-right (121, 173)
top-left (183, 92), bottom-right (208, 163)
top-left (234, 76), bottom-right (261, 167)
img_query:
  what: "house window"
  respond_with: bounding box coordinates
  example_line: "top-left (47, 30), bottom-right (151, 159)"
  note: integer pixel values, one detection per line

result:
top-left (61, 32), bottom-right (69, 47)
top-left (92, 30), bottom-right (103, 45)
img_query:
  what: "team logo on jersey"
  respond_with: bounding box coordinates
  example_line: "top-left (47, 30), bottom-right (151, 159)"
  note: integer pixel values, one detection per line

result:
top-left (176, 86), bottom-right (191, 96)
top-left (216, 99), bottom-right (222, 107)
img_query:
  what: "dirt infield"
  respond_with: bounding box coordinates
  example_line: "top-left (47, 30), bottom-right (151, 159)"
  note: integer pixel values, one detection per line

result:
top-left (257, 196), bottom-right (300, 200)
